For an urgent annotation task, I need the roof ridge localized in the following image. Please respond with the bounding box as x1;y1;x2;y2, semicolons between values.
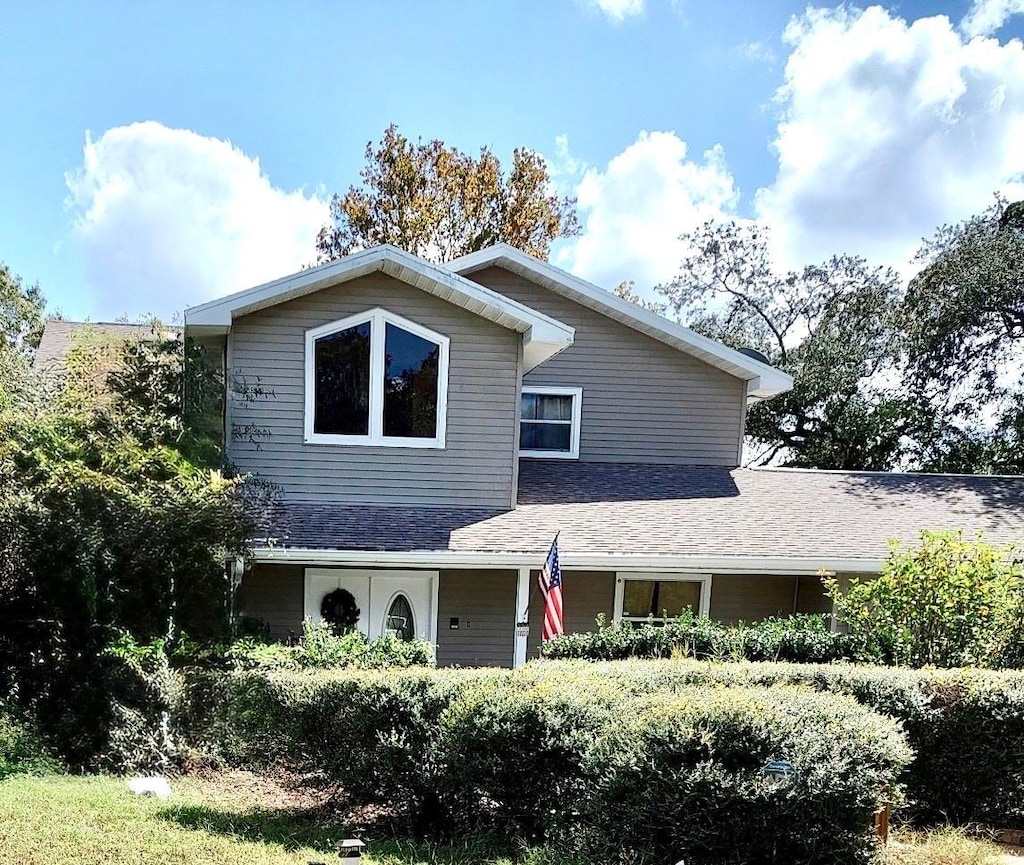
748;466;1024;480
43;319;168;327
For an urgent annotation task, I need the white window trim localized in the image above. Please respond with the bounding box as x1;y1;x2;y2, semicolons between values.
519;385;582;460
613;572;713;621
304;308;449;448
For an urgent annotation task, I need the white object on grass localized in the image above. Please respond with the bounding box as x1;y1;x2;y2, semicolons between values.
127;776;172;798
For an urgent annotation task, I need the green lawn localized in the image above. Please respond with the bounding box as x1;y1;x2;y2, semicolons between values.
0;774;556;865
0;773;1016;865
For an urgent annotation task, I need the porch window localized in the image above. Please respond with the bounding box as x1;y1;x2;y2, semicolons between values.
614;574;711;623
305;308;449;447
519;386;582;459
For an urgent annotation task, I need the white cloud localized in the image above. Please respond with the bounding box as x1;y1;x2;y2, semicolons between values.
755;6;1024;273
961;0;1024;37
584;0;644;22
553;131;739;290
740;40;777;64
65;121;328;318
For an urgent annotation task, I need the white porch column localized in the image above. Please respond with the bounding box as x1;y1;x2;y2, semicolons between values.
513;566;531;668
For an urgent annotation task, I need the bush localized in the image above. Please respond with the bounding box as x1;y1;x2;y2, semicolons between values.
0;701;60;779
180;663;909;863
541;611;862;664
586;686;907;864
100;634;179;775
0;329;249;770
225;620;435;671
435;674;625;840
538;659;1024;828
827;530;1024;668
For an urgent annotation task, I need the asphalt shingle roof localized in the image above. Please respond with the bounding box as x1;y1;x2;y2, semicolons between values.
259;462;1024;562
34;320;180;368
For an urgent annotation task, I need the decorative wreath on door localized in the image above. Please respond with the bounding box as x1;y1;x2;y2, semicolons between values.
320;588;360;632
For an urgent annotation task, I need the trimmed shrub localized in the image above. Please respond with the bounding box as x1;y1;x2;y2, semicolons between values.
0;701;60;779
179;664;909;863
537;659;1024;827
585;686;908;865
541;612;863;664
435;674;626;839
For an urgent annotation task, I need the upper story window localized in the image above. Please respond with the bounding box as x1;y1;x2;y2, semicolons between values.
305;308;449;448
519;386;582;459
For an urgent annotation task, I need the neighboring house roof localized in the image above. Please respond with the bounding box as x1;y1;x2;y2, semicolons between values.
33;320;179;368
184;245;575;371
446;243;793;400
254;463;1024;572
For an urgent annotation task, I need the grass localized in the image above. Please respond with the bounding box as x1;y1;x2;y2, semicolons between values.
0;773;566;865
882;827;1015;865
0;772;1019;865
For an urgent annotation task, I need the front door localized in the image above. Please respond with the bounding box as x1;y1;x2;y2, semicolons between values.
303;568;437;643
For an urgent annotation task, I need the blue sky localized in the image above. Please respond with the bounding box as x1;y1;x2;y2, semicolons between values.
1;0;1022;320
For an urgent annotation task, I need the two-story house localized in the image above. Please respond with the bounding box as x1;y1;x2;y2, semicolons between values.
183;243;1024;667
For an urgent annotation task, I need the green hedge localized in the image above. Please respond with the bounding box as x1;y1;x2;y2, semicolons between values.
588;687;902;864
178;665;909;864
533;659;1024;827
541;612;864;663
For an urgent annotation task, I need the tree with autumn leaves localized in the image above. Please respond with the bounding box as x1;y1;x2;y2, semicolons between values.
316;124;579;264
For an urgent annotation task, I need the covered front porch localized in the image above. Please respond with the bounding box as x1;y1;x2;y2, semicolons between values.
237;557;836;667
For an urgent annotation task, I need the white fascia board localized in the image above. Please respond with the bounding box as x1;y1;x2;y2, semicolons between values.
250;546;882;575
184;245;574;370
446;244;793;399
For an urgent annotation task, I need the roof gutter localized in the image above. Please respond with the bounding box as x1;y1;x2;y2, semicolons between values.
249;546;882;575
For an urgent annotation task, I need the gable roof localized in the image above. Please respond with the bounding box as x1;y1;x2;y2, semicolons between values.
254;463;1024;572
445;243;792;400
34;320;180;368
184;245;575;371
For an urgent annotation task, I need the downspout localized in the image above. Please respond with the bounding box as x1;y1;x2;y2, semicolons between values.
510;337;524;509
736;380;749;466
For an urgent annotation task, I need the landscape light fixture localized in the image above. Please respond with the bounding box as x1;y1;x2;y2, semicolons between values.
337;838;367;862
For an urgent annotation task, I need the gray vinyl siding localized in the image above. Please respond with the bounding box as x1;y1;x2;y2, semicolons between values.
526;571;615;660
228;273;520;508
470;267;746;466
238;563;304;640
436;569;517;667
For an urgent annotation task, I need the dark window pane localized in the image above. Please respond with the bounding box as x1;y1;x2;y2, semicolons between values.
658;581;701;617
521;422;571;451
622;579;655;618
314;323;370;435
383;323;439;439
622;580;700;618
521;392;572;421
535;394;573;421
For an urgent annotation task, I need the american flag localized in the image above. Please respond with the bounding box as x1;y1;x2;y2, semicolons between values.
538;534;563;641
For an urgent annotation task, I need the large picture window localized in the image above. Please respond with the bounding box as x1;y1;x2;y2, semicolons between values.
305;309;449;447
519;386;582;459
614;573;712;623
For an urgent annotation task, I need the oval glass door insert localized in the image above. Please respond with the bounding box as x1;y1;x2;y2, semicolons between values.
384;593;415;641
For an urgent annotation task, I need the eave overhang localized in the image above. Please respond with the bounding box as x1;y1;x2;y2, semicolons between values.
446;243;793;399
184;245;575;371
